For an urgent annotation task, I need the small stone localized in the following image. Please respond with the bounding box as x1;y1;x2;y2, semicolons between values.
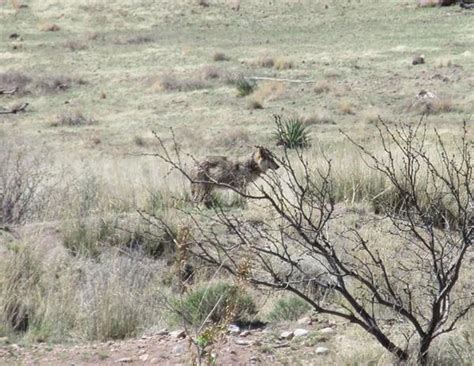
319;327;335;335
170;330;186;339
156;328;169;336
239;330;251;337
116;357;134;363
315;346;330;355
139;354;149;362
228;324;240;335
293;329;309;337
297;316;312;325
172;343;187;355
279;331;294;340
412;55;425;65
234;339;251;346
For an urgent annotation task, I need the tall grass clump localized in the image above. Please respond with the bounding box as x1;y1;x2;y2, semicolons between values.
61;216;176;260
235;77;255;97
273;114;311;149
0;241;169;343
171;282;257;327
267;296;311;322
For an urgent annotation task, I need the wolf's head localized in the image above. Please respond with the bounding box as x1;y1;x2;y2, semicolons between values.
253;146;279;173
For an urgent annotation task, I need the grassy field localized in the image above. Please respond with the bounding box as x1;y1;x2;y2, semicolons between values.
0;0;473;364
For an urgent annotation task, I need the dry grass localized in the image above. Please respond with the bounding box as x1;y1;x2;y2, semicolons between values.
253;81;286;102
338;100;356;115
361;107;384;124
274;57;294;70
0;71;32;95
213;51;230;62
247;98;264;110
151;73;209;92
300;111;335;125
52;110;96;127
113;34;155;45
63;40;88;51
201;65;223;80
313;80;332;94
38;22;60;32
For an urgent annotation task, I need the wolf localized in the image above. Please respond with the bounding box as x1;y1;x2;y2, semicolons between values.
190;146;279;206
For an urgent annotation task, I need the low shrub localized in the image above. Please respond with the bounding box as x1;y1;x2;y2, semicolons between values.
173;282;257;327
267;296;311;322
273;114;311;149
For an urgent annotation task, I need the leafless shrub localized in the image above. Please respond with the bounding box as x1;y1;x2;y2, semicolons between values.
197;0;210;7
201;65;222;80
134;136;146;147
274;57;294;70
247;99;263;110
0;148;49;225
152;73;208;92
35;75;86;94
152;119;473;365
52;110;96;127
217;128;251;149
0;72;84;95
338;99;356;115
63;40;88;51
113;34;155;45
0;71;32;95
300;111;335;125
213;51;230;62
313;80;331;94
39;22;60;32
255;56;275;68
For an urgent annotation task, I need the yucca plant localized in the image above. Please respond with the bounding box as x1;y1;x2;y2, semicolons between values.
273;114;311;149
235;77;255;97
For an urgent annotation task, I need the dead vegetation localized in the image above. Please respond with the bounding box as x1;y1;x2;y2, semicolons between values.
0;71;85;96
51;110;96;127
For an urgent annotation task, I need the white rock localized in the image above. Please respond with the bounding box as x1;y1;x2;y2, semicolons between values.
293;328;309;337
239;330;251;337
139;354;149;362
315;346;330;355
297;316;312;325
156;328;169;336
170;329;186;339
115;357;134;363
172;343;187;355
319;327;335;335
279;331;294;340
234;339;251;346
228;324;240;335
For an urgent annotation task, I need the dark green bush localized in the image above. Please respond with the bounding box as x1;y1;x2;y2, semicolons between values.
173;282;256;327
267;295;311;322
235;77;255;97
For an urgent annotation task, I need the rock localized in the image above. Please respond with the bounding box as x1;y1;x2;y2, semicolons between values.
319;327;336;335
172;343;187;355
297;316;312;325
156;328;169;336
279;331;294;340
116;357;134;363
234;339;252;346
293;329;309;337
239;330;251;337
139;354;149;362
412;55;425;65
315;346;330;355
228;324;240;335
170;329;186;339
0;337;8;343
